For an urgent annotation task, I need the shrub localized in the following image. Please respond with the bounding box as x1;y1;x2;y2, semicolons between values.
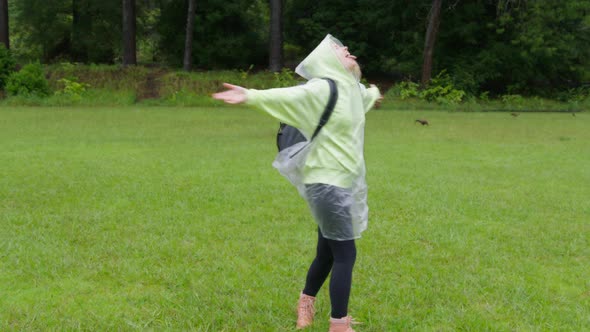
0;44;15;89
386;71;466;105
396;80;421;100
556;86;590;104
54;77;90;102
422;70;466;105
6;62;51;97
501;94;526;110
273;68;298;88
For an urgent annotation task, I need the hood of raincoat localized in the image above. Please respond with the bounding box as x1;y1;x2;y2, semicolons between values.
295;34;358;84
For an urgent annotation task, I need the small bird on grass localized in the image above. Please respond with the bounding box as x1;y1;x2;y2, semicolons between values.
511;112;519;117
415;119;429;126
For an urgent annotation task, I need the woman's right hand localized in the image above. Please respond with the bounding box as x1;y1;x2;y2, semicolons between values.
370;84;383;109
212;83;248;104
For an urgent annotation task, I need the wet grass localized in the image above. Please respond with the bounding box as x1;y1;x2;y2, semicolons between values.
0;107;588;331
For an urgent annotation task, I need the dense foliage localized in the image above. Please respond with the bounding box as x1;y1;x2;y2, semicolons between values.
157;0;267;69
4;0;590;97
0;44;14;88
5;62;50;96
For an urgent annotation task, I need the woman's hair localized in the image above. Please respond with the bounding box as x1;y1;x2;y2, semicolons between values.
350;62;362;81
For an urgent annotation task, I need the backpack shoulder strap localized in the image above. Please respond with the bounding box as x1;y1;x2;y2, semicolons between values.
309;78;338;142
286;78;338;158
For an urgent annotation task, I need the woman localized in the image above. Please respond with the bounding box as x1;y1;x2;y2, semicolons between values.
213;34;381;332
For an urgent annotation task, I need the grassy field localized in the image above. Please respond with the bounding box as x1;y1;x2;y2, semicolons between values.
0;107;588;331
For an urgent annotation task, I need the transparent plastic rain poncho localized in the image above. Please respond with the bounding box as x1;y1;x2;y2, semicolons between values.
273;141;369;240
247;34;380;240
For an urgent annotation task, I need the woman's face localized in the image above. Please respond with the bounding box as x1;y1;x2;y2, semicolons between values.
333;44;358;71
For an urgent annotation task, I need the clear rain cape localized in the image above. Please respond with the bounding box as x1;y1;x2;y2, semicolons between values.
272;140;368;239
271;34;369;239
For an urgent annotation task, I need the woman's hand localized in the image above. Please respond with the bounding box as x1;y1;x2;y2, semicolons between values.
370;84;384;109
212;83;247;104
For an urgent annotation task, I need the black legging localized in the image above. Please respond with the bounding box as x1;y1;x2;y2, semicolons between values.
302;228;357;319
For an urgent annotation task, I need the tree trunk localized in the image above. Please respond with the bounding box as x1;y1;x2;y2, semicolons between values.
421;0;443;86
183;0;196;71
0;0;9;49
144;0;156;10
72;0;88;62
269;0;283;72
122;0;137;66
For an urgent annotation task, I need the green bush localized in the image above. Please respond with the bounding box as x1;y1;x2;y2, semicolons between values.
55;77;90;102
0;44;15;89
422;71;466;105
386;71;466;106
6;62;51;97
394;80;421;100
556;86;590;104
273;68;299;88
501;94;526;110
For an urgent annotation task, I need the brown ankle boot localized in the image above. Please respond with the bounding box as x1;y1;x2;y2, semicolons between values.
296;293;316;329
328;316;359;332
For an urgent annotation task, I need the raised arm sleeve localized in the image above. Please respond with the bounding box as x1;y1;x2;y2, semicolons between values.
359;84;381;113
245;79;329;137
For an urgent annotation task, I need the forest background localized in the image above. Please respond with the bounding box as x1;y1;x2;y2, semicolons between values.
0;0;589;110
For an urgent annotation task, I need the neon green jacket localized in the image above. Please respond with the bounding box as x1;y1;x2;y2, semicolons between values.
246;35;381;188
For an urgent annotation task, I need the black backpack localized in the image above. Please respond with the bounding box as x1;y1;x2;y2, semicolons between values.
276;78;338;152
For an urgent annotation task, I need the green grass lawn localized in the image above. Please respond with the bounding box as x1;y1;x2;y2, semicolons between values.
1;107;588;331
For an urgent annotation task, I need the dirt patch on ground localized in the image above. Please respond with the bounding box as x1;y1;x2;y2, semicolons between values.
136;68;167;100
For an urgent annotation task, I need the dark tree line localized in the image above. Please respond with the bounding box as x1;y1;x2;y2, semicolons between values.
1;0;589;96
0;0;8;49
183;0;196;71
422;0;443;86
122;0;136;66
269;0;283;72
